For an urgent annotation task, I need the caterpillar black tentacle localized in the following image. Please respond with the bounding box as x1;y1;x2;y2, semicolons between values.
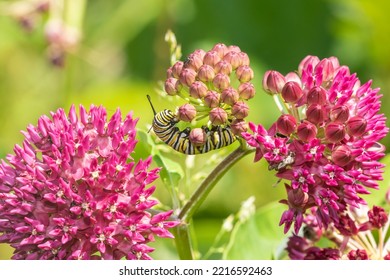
147;95;236;154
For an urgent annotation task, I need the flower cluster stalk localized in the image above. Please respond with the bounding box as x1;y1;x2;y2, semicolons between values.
173;143;254;259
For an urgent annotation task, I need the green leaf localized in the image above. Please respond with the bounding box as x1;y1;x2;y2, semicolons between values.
153;156;184;188
223;202;288;260
137;129;160;159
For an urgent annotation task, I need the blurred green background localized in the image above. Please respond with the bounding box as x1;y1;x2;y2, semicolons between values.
1;0;390;259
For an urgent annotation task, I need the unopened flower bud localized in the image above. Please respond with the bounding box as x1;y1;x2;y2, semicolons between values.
329;105;349;123
276;114;297;136
231;119;248;135
298;55;320;76
325;122;346;143
331;145;353;166
178;104;197;122
238;52;250;66
386;189;390;205
215;60;233;75
45;20;65;44
263;70;286;94
45;20;79;49
203;50;221;66
307;86;327;105
189;128;206;146
195;49;206;58
189;81;208;99
231;101;249;119
348;250;368;260
286;235;310;259
18;16;36;33
281;81;303;103
223;51;241;69
236;65;254;83
184;49;205;71
315;58;335;83
368;206;388;229
221;87;239;105
36;1;50;13
209;107;228;125
47;45;66;67
212;43;228;58
238;82;256;100
204;90;220;108
171;61;184;78
197;64;215;82
285;72;302;85
227;45;241;53
306;104;327;124
346;116;367;137
287;187;309;208
166;67;173;78
213;73;230;91
179;68;197;87
165;77;179;96
297;121;317;142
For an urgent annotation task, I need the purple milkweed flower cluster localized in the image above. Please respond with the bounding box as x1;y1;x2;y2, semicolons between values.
242;55;389;234
164;43;255;140
286;205;390;259
0;105;178;260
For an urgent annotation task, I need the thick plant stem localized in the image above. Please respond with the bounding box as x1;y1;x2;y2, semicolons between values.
173;223;194;260
179;144;254;223
173;144;253;259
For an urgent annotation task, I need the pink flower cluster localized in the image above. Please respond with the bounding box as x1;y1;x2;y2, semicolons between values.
165;43;255;137
0;105;178;259
286;205;390;259
243;55;389;234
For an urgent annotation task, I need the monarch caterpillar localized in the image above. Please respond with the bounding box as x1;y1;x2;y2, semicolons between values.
147;95;237;154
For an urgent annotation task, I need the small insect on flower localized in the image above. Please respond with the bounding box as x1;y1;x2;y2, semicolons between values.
147;95;236;154
268;152;296;171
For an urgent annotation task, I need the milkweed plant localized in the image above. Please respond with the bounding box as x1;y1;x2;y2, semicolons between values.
1;2;390;260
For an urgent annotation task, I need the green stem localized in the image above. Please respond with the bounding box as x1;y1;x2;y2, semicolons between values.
173;143;253;259
173;223;194;260
179;143;254;223
272;94;286;115
64;0;87;30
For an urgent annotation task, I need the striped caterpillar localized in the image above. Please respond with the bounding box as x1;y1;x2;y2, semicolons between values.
147;95;236;154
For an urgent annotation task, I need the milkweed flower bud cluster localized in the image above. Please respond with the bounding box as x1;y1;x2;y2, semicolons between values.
286;204;390;259
0;105;178;259
44;19;81;67
164;43;256;139
242;55;389;234
4;0;49;33
4;0;80;67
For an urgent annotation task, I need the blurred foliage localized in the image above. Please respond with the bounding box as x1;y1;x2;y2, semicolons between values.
223;202;287;260
1;0;390;259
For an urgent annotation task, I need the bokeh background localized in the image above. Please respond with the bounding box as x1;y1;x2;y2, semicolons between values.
1;0;390;259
